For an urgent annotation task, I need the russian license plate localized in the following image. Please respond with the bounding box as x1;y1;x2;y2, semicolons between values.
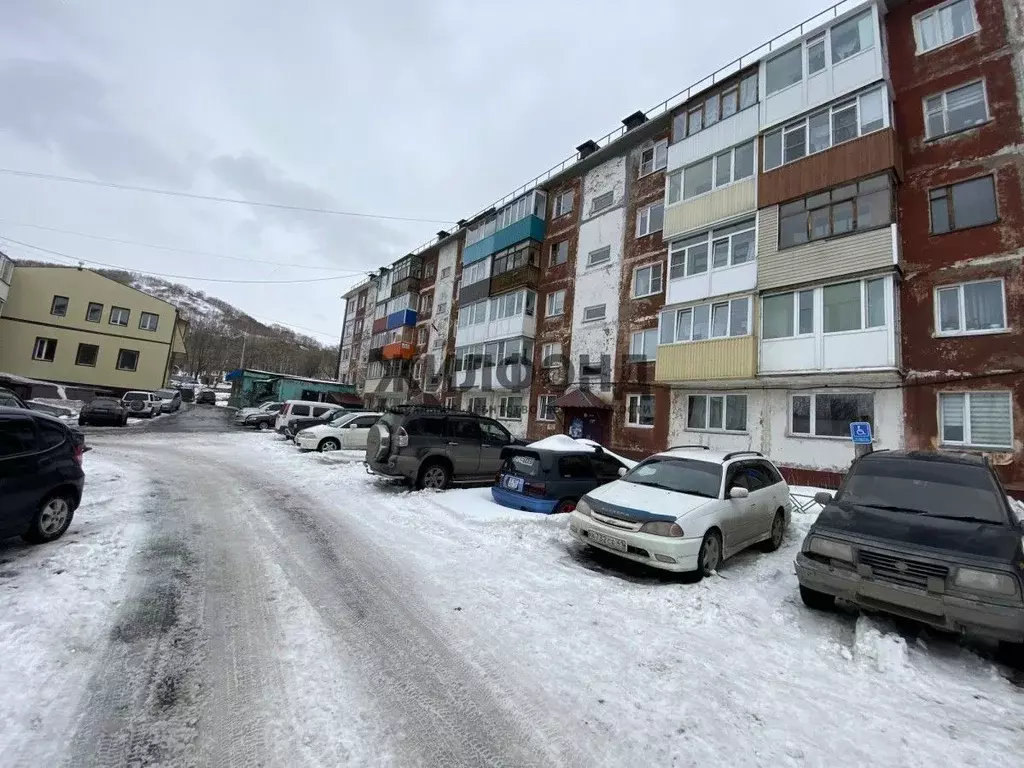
589;530;628;552
501;474;524;493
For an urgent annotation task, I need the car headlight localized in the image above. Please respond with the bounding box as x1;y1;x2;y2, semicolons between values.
296;430;310;439
954;568;1018;596
807;537;854;563
639;521;684;537
575;499;592;517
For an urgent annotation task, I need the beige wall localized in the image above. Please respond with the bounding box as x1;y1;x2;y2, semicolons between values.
757;207;896;291
663;178;756;241
655;335;756;382
0;266;182;391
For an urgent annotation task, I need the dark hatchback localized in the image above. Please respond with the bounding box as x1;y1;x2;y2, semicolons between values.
0;407;85;543
79;397;129;426
283;407;349;439
796;451;1024;645
491;446;629;514
196;389;217;405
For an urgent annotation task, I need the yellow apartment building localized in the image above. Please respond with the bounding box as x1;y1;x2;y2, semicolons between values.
0;265;187;393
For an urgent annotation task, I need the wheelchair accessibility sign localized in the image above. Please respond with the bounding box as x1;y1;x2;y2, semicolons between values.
850;422;873;444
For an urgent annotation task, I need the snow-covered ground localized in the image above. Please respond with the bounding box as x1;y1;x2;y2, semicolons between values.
2;428;1021;767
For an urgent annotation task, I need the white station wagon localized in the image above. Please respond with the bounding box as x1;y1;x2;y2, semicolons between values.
294;411;382;452
569;448;791;577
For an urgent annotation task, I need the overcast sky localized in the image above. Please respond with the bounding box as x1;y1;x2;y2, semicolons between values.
0;0;827;345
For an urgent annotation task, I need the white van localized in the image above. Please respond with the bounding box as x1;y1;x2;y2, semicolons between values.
274;400;337;434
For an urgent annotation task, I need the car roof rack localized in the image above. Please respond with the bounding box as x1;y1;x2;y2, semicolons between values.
722;450;764;460
385;404;476;417
668;444;710;450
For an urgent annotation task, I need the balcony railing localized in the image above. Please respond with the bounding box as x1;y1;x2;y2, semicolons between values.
490;264;540;296
655;336;756;382
382;341;416;360
392;275;421;298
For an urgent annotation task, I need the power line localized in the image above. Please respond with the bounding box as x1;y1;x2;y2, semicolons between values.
0;218;364;272
0;167;456;225
0;235;362;286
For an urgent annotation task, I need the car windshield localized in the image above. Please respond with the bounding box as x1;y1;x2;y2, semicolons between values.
841;458;1009;524
620;457;722;498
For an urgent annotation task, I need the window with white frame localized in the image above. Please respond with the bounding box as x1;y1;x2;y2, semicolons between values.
762;289;815;339
807;32;826;76
550;240;569;266
629;329;658;362
444;396;456;409
32;337;57;362
342;347;351;362
545;290;565;318
626;394;655;427
587;246;612;268
779;174;892;248
139;311;159;331
437;301;448;316
591;191;614;214
823;277;887;333
791;392;873;437
463;259;489;286
763;87;886;171
457;300;488;328
672;73;758;141
489;289;536;321
935;279;1006;335
766;46;803;96
669;141;754;204
830;11;874;64
537;394;557;422
633;263;664;298
929;175;998;234
109;306;130;326
767;10;875;96
659;297;750;344
636;202;664;237
914;0;977;54
687;394;748;432
583;304;607;323
441;266;452;279
413;359;424;380
639;140;668;177
939;391;1012;448
432;337;443;350
541;342;562;368
419;292;433;312
925;81;988;139
417;327;428;345
553;189;574;219
499;396;524;420
668;218;755;279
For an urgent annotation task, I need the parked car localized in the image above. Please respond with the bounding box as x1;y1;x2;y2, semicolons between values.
0;407;85;543
235;401;284;430
282;407;350;439
79;397;129;426
196;389;217;405
154;388;182;413
296;411;382;452
27;401;75;418
121;391;162;418
178;386;195;403
274;400;337;436
569;448;791;578
795;450;1024;646
491;436;631;514
0;387;28;409
365;405;524;490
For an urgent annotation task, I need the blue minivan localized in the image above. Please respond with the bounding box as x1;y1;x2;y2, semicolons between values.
491;441;630;514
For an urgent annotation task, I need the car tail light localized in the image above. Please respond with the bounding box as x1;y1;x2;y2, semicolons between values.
72;444;84;466
282;404;291;415
523;481;546;497
396;426;409;448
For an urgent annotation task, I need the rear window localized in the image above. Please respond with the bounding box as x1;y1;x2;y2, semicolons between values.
842;458;1008;524
156;389;177;397
0;417;36;456
292;405;310;417
502;452;541;477
622;457;722;499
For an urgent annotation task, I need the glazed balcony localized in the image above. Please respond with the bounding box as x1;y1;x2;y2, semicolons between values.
490;263;540;296
655;336;756;383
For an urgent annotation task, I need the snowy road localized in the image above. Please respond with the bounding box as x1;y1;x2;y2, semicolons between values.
1;406;1022;767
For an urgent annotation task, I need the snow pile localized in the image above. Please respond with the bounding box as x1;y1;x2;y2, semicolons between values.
527;435;638;468
1008;496;1024;525
853;617;911;676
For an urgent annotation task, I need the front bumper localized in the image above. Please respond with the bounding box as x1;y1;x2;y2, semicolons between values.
491;486;558;514
568;511;701;573
295;435;320;450
795;553;1024;643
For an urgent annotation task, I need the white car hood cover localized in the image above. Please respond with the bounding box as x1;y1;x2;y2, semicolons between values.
587;480;713;523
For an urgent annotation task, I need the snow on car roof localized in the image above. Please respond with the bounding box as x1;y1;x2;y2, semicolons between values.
526;435;638;468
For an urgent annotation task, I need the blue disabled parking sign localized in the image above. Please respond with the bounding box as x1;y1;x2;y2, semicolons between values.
850;422;873;444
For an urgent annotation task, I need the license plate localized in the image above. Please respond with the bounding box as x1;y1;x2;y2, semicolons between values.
589;530;628;552
500;474;524;493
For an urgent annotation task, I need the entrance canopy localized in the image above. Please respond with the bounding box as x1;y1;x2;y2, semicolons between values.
553;389;612;410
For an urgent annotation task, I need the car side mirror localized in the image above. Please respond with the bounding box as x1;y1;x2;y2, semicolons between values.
729;486;749;500
617;467;627;477
814;491;834;505
349;423;358;429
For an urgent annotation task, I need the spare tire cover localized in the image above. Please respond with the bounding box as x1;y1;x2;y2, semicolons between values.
369;423;390;462
129;399;146;412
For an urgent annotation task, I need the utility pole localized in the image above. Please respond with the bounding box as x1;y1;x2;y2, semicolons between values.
239;332;247;369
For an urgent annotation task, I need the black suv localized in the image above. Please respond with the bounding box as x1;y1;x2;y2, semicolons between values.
365;406;523;489
796;450;1024;646
0;407;85;543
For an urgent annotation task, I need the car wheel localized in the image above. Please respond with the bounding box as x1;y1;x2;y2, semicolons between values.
121;415;129;426
318;438;341;453
256;421;270;431
696;529;722;579
23;493;75;544
799;585;836;611
417;462;450;491
760;509;786;552
553;498;577;514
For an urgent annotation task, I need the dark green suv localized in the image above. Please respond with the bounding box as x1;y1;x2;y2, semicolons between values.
365;405;523;490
